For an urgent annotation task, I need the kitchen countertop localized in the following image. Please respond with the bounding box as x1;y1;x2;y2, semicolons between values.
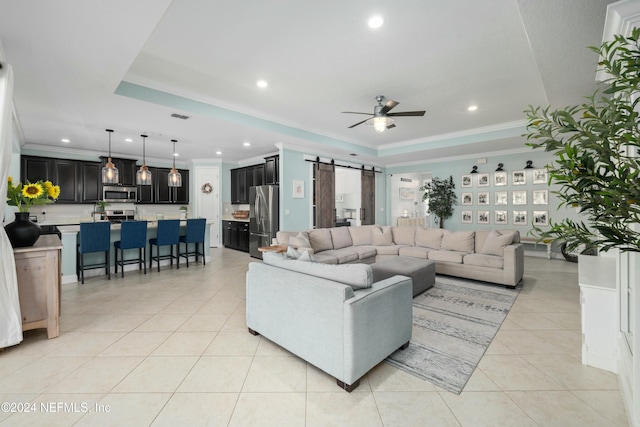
222;216;249;222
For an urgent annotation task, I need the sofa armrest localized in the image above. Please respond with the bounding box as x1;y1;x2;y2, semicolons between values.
342;276;413;384
503;243;524;286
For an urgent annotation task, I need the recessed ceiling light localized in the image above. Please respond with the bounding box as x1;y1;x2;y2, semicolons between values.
468;105;478;111
124;138;133;143
256;80;268;88
243;142;251;147
61;138;70;143
216;151;222;155
368;15;384;29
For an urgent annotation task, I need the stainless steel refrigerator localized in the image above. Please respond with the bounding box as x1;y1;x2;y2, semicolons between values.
249;185;279;258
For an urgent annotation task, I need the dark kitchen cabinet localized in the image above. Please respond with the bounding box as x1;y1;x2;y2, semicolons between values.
222;220;249;252
264;155;279;185
21;156;51;183
52;159;79;203
230;167;248;204
155;167;189;204
80;161;101;203
254;164;265;187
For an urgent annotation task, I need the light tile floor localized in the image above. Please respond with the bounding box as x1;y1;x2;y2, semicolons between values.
0;249;630;426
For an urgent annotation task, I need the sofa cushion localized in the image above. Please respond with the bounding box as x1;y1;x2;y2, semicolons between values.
312;253;339;264
463;253;504;269
392;226;416;245
318;249;359;264
372;226;393;245
262;252;372;289
441;230;475;253
415;228;443;249
351;245;377;261
330;227;353;250
398;246;431;259
480;230;517;256
428;250;465;263
374;245;404;255
308;228;333;252
348;225;376;246
276;230;298;245
288;232;311;249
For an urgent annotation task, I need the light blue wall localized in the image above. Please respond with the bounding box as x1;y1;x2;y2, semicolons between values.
220;162;234;203
280;148;312;231
386;149;583;238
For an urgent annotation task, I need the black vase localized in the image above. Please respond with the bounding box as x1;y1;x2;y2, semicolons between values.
5;212;41;248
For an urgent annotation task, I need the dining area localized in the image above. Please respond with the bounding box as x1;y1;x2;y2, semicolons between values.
59;218;213;285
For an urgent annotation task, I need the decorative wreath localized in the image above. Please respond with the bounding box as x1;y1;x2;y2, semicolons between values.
201;183;213;194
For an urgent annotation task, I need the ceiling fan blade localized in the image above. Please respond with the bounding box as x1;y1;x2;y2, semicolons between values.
386;124;396;130
348;118;371;128
342;111;373;115
387;110;426;117
379;99;399;115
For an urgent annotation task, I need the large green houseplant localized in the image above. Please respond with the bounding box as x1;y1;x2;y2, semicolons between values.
525;29;640;253
420;175;457;229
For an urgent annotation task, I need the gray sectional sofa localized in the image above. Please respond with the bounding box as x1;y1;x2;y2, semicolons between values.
275;225;524;287
246;252;413;392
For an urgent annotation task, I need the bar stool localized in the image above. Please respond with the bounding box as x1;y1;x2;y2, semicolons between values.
77;221;111;284
179;218;206;267
149;219;180;272
114;220;148;277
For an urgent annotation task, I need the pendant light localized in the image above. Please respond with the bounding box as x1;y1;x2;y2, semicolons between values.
101;129;119;184
136;134;152;186
168;139;182;187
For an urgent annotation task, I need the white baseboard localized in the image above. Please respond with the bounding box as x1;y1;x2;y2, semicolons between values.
582;344;618;373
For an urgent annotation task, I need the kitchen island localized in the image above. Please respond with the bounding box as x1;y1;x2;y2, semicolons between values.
57;219;213;284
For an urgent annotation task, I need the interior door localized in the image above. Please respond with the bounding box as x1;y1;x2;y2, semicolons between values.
361;169;375;225
314;163;335;228
195;166;219;247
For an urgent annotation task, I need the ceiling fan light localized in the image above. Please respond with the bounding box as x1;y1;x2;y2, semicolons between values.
368;116;394;133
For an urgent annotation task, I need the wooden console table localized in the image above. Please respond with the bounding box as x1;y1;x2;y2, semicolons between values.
13;234;62;339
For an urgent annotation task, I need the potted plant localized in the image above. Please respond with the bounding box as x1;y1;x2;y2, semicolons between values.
95;200;110;212
420;175;457;229
524;28;640;254
179;205;188;219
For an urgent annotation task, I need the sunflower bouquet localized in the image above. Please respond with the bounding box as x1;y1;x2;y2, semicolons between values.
6;177;60;212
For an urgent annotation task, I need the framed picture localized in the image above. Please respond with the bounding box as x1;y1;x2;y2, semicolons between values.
513;210;528;225
493;171;507;186
494;210;508;225
533;210;549;226
477;210;490;224
477;173;490;187
292;180;304;199
494;191;508;205
399;187;415;201
461;174;473;188
461;192;473;205
533;189;548;205
512;190;527;205
512;170;526;185
477;192;490;205
533;169;548;184
461;210;473;224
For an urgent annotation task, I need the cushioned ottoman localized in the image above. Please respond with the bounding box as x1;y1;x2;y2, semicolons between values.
371;256;435;297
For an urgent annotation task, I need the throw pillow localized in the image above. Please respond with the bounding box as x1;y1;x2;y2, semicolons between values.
298;250;317;262
308;228;333;252
441;230;475;253
288;232;311;249
372;226;393;245
286;246;302;259
481;230;516;256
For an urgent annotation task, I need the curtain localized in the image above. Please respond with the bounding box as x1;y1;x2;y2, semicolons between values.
0;63;22;348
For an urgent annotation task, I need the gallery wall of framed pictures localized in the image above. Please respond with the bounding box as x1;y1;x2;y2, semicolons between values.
459;168;549;227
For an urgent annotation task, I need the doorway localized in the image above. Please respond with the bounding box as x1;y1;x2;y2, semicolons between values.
195;166;220;247
335;168;361;226
390;172;432;227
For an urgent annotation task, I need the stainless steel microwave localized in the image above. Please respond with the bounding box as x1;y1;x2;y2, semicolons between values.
102;186;137;202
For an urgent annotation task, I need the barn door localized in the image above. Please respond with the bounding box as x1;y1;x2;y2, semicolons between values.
361;169;375;225
314;163;335;228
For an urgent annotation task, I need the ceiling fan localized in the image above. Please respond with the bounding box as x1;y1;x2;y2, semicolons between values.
343;95;426;133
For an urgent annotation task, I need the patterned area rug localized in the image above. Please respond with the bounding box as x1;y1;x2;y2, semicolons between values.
386;276;521;394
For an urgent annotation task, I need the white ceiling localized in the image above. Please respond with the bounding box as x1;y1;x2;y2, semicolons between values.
0;0;613;167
